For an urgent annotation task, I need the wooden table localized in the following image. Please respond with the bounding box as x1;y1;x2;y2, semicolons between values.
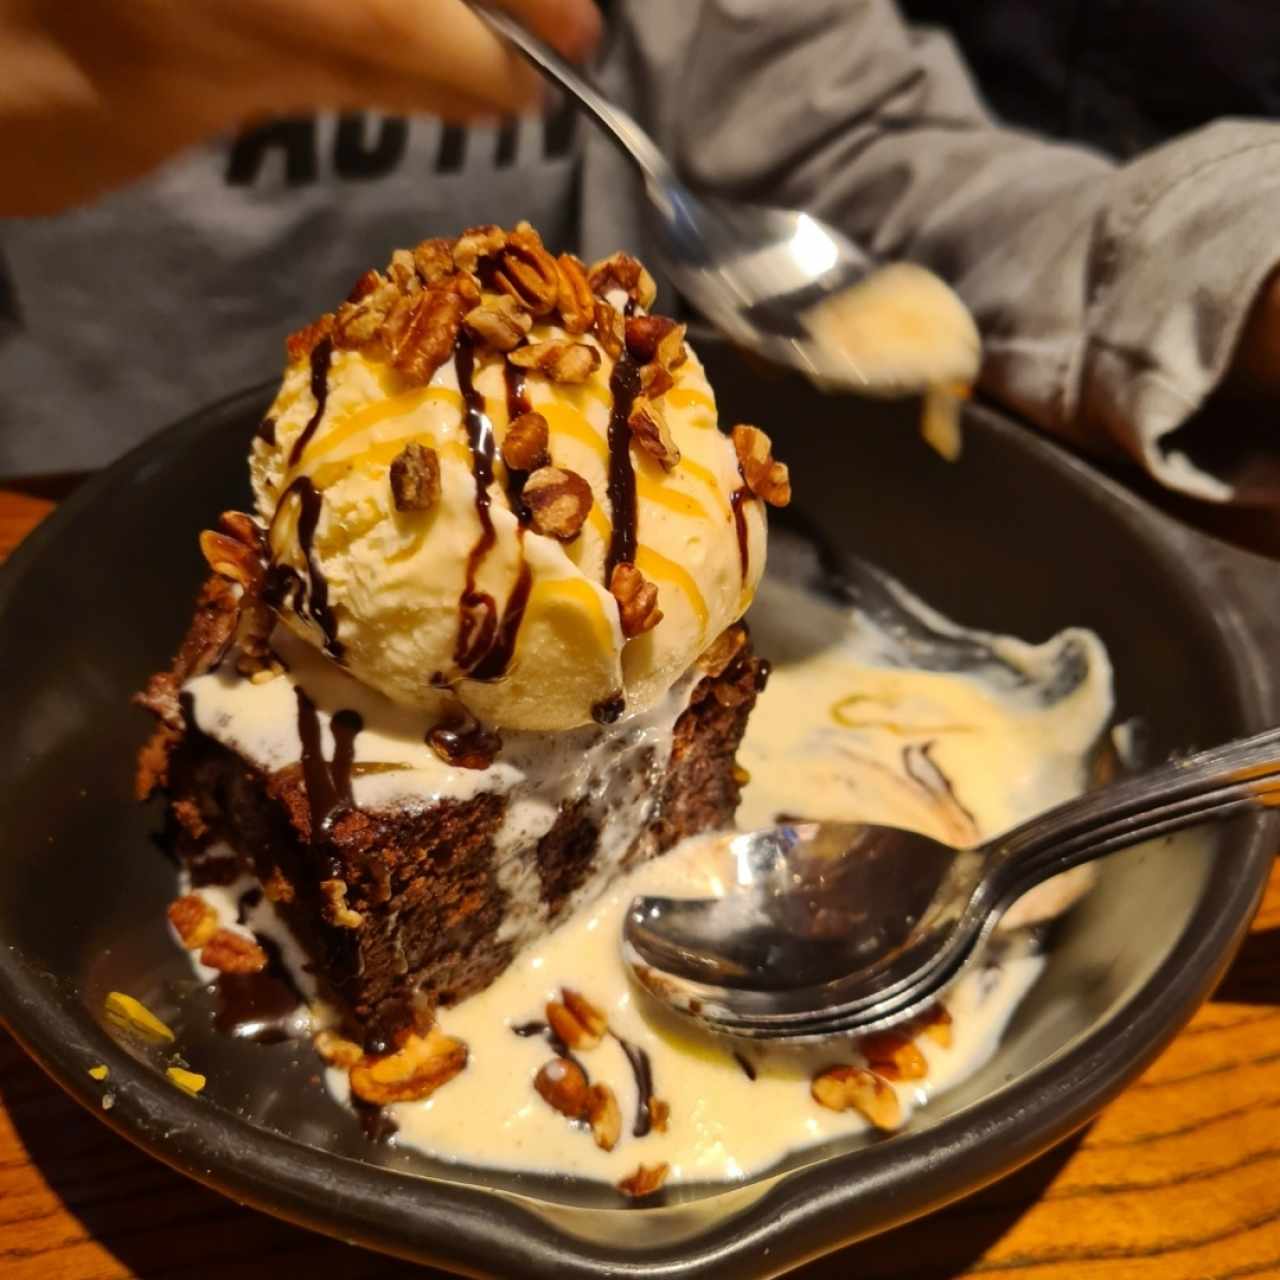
2;491;1278;1280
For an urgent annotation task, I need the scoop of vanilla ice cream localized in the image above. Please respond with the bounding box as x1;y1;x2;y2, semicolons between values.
252;317;765;732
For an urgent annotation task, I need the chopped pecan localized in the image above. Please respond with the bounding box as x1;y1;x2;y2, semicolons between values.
617;1163;669;1199
347;269;382;302
509;339;601;384
388;248;423;294
389;441;442;512
167;894;218;949
860;1032;928;1082
625;315;682;364
588;251;657;310
534;1057;590;1119
349;1027;468;1105
610;562;663;638
588;1083;622;1151
627;395;680;470
524;466;593;541
732;762;751;786
412;237;457;285
592;299;626;359
286;314;334;362
464;295;533;352
314;1029;364;1069
639;362;675;398
199;526;263;593
556;253;595;334
731;424;791;507
649;1097;671;1133
697;625;747;677
811;1065;902;1130
383;288;466;385
333;272;399;348
915;1004;953;1049
495;222;559;316
217;509;267;555
441;269;482;306
199;929;268;975
261;866;294;903
321;878;365;929
546;988;608;1050
452;224;507;273
500;410;550;472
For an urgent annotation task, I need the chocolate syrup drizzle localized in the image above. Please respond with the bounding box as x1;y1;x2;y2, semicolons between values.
294;688;362;836
470;556;533;682
215;934;306;1044
730;485;752;583
287;337;335;467
732;1051;757;1082
604;354;642;578
612;1032;656;1137
591;692;626;725
256;416;277;445
264;476;343;658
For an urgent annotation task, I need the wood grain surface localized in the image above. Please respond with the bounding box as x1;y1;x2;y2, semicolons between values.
1;489;1278;1280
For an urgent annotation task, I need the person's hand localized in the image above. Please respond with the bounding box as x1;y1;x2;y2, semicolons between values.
0;0;601;215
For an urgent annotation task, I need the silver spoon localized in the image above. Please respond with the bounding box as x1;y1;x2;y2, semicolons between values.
473;6;885;390
623;726;1280;1042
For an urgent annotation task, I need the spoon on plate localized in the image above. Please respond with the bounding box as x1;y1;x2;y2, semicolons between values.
473;6;979;399
623;726;1280;1042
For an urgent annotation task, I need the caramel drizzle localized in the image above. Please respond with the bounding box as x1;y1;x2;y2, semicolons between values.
287;338;335;467
604;354;642;579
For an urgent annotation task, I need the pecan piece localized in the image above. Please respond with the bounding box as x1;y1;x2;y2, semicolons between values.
387;248;423;294
464;295;532;352
389;441;441;512
334;271;399;348
452;224;506;273
199;928;268;975
617;1163;670;1199
383;288;466;385
860;1032;928;1082
495;222;560;316
412;237;457;285
199;524;263;592
627;395;680;470
592;299;626;359
349;1027;468;1105
534;1057;590;1119
731;424;792;507
610;562;662;638
811;1065;902;1130
649;1096;671;1133
556;253;595;334
697;624;747;677
639;362;675;399
588;1083;622;1151
320;878;365;929
286;314;334;362
500;410;550;472
625;315;683;364
509;339;601;384
167;894;218;950
524;466;593;541
314;1029;364;1069
588;251;657;310
546;988;608;1050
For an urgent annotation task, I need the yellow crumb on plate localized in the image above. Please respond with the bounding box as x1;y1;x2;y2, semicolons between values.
166;1066;206;1095
87;1064;109;1081
104;991;175;1043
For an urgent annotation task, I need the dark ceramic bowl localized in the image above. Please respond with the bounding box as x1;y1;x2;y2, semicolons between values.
0;342;1275;1278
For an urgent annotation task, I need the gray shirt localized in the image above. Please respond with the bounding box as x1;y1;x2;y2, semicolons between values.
4;0;1279;502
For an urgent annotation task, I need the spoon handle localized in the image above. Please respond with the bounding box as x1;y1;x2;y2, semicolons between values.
471;6;673;186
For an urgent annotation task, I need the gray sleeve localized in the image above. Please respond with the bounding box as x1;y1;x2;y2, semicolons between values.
598;0;1280;502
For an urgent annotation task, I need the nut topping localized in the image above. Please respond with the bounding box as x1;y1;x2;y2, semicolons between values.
649;1097;671;1133
546;988;608;1050
389;441;442;512
587;1082;622;1151
412;237;458;285
199;928;269;975
314;1029;364;1069
167;894;218;949
199;528;263;593
624;315;683;365
627;395;681;470
320;878;365;929
349;1027;468;1105
452;224;506;273
556;253;595;334
523;466;593;541
534;1056;590;1119
286;314;334;362
509;339;602;384
617;1163;670;1199
588;251;657;310
383;288;466;385
639;362;675;398
388;248;423;294
500;410;550;472
731;424;792;507
592;299;626;359
859;1032;928;1082
333;271;399;348
464;295;532;352
495;222;560;316
811;1065;902;1130
610;563;663;638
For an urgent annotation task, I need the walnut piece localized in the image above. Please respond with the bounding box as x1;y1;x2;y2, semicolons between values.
546;988;608;1050
534;1057;590;1119
452;224;506;273
588;252;657;310
697;625;747;677
860;1032;928;1082
320;878;365;929
463;296;532;352
383;288;466;386
627;395;680;470
523;466;593;541
617;1162;670;1199
500;410;550;472
556;253;595;334
592;299;626;359
314;1029;364;1069
389;441;441;512
349;1027;468;1105
495;222;560;316
509;339;601;384
610;562;663;638
199;929;268;975
731;424;792;507
811;1065;902;1130
167;894;218;950
588;1082;622;1151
